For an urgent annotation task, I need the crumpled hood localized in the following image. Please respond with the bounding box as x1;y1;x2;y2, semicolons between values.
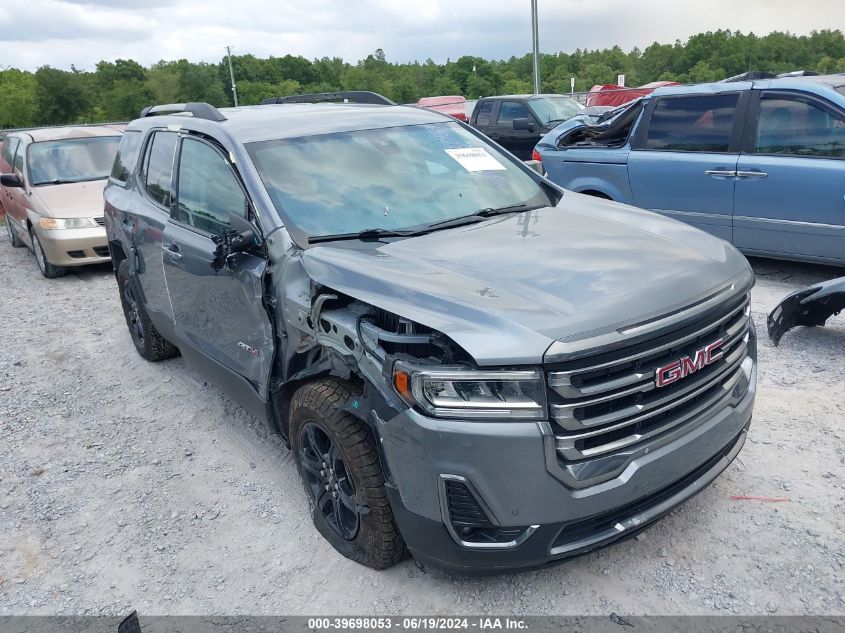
31;180;107;219
303;193;752;365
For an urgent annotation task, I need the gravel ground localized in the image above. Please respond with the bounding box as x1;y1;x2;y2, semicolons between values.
0;226;843;616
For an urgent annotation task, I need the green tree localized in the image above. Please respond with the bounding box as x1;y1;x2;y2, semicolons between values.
34;66;91;125
95;59;152;119
0;69;38;128
146;63;181;105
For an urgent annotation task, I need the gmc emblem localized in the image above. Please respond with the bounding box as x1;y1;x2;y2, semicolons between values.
655;339;724;388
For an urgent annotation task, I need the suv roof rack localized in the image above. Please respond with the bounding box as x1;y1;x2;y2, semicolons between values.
260;91;395;106
140;102;227;122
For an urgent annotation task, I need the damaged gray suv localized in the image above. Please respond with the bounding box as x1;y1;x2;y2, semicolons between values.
104;93;757;573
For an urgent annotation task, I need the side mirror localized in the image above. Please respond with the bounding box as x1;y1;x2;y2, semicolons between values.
211;212;261;271
228;212;260;249
0;173;23;188
513;117;535;132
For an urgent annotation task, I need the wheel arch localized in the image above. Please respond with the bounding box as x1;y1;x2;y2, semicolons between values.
578;189;614;200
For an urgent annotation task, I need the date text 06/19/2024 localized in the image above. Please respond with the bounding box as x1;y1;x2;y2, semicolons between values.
307;617;529;630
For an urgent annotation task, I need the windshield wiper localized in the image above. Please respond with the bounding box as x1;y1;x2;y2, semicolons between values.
426;204;536;229
308;227;423;244
34;179;78;186
309;204;538;244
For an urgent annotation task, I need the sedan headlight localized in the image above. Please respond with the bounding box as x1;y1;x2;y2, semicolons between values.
39;217;100;230
392;363;546;420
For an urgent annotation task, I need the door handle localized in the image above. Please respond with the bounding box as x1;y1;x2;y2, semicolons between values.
161;243;182;261
736;171;768;178
704;170;737;177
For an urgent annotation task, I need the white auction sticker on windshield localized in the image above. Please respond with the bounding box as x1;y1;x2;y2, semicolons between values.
445;147;506;172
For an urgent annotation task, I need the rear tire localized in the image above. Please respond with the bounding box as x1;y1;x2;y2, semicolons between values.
290;378;407;569
117;260;179;362
29;228;66;278
5;217;23;248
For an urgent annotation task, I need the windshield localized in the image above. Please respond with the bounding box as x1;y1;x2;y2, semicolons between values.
248;122;553;239
528;97;583;125
27;137;120;186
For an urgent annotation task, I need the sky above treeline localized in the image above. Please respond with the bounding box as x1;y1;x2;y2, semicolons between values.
1;0;843;71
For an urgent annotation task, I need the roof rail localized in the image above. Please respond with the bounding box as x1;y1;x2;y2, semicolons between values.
776;70;820;78
139;102;227;122
260;91;395;106
720;71;776;83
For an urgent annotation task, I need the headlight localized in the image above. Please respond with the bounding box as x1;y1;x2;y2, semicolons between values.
393;363;546;420
39;217;100;230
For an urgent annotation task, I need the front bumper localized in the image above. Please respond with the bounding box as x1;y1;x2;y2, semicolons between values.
378;363;756;574
35;225;110;266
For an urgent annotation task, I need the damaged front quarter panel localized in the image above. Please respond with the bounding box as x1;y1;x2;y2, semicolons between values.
767;276;845;346
268;240;471;449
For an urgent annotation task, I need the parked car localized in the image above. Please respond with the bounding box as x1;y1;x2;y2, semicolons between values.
536;75;845;266
1;126;121;277
417;95;468;122
469;94;583;160
105;96;756;573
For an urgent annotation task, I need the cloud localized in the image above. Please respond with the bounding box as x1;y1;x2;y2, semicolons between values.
0;0;151;45
0;0;842;71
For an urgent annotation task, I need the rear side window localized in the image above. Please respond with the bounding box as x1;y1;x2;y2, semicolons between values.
496;101;530;126
645;94;739;152
174;137;247;237
755;95;845;158
141;131;178;208
110;131;143;186
475;101;494;126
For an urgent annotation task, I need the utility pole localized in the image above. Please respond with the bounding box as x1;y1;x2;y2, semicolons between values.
530;0;541;94
226;45;239;107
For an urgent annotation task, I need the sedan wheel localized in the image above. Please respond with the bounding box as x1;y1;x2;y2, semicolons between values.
29;228;65;278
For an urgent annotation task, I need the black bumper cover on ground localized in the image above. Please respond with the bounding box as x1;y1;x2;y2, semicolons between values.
767;276;845;346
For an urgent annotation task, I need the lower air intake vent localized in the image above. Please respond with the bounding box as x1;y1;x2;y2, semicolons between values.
442;477;528;546
445;479;493;530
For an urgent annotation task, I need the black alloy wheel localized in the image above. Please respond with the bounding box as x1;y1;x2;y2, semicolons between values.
123;277;145;348
298;421;360;540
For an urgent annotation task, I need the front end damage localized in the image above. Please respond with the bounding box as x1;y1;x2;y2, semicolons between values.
767;276;845;346
548;99;643;149
266;251;474;447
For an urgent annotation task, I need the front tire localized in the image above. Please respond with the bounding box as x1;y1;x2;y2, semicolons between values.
290;379;407;569
117;260;178;362
5;217;23;248
29;228;65;278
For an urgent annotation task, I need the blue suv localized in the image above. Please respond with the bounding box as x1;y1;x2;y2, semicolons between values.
536;74;845;266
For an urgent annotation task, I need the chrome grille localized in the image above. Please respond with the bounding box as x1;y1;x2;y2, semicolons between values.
94;217;106;227
546;295;751;461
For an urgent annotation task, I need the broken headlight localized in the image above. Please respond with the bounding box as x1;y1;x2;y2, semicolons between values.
392;363;546;420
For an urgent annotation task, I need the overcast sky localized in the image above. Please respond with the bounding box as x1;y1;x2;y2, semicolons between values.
1;0;843;71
